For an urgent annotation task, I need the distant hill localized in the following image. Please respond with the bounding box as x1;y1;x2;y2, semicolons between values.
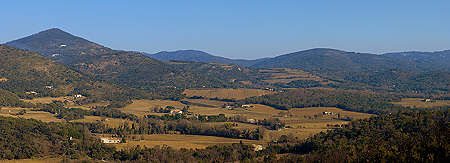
0;45;127;101
250;48;450;72
4;28;256;99
339;69;450;95
250;48;408;71
5;28;113;64
146;50;267;67
382;50;450;71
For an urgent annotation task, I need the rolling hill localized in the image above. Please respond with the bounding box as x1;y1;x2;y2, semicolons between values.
146;50;267;67
0;45;130;103
5;28;113;64
382;50;450;71
250;48;415;72
4;28;257;99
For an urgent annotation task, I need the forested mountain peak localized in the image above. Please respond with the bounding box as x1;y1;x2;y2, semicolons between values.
250;48;409;72
5;28;112;64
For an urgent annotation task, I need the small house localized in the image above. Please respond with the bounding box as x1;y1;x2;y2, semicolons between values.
252;144;264;151
100;137;121;144
26;91;38;95
247;119;256;124
170;109;183;114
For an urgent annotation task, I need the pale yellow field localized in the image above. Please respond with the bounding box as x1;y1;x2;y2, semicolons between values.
182;98;231;107
391;98;450;108
18;111;63;123
21;96;72;104
259;68;334;85
71;116;134;128
0;158;63;163
0;107;63;123
183;88;274;100
189;104;373;141
120;99;187;117
115;134;260;150
188;104;283;120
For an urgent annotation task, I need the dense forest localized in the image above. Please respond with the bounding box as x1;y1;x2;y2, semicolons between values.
242;88;404;114
271;110;449;162
1;28;449;162
1;110;447;162
0;88;33;107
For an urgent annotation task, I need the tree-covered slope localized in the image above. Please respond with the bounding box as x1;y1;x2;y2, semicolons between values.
251;48;413;72
5;28;112;64
251;48;450;72
146;50;266;67
383;50;450;71
0;45;90;97
290;110;449;162
339;69;450;95
0;45;130;103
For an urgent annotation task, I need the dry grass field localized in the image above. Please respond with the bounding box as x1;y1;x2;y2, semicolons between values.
188;103;373;141
0;158;64;163
259;68;334;85
71;116;134;128
119;99;187;117
0;107;63;123
115;134;260;150
21;96;72;104
183;88;274;100
391;98;450;108
182;98;231;107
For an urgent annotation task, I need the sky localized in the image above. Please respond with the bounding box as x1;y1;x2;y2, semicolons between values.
1;0;449;59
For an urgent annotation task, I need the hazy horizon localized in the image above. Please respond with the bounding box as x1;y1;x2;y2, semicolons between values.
1;0;449;59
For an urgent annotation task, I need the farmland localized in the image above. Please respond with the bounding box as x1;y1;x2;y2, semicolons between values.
119;99;186;117
0;107;63;123
391;98;450;108
183;88;274;100
70;116;134;128
114;134;260;150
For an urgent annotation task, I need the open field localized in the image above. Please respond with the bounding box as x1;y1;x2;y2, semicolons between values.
188;104;284;120
183;88;274;100
0;107;63;123
182;98;231;107
188;103;373;141
258;68;334;85
0;158;64;163
391;98;450;108
21;96;72;104
71;116;134;128
119;99;186;117
114;134;260;150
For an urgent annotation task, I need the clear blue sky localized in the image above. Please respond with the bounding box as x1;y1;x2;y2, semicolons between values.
1;0;449;59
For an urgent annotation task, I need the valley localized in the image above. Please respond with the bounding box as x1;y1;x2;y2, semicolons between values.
0;28;448;162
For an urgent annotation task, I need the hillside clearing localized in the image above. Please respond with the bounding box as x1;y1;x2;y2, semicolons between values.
183;88;274;100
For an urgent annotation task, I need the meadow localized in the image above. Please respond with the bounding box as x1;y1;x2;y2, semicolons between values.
114;134;260;150
391;98;450;108
183;88;274;100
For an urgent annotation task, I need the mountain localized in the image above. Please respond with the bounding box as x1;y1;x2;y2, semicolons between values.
250;48;450;72
145;50;268;67
250;48;412;71
5;28;113;64
147;50;231;63
0;45;127;101
382;50;450;71
4;28;256;99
